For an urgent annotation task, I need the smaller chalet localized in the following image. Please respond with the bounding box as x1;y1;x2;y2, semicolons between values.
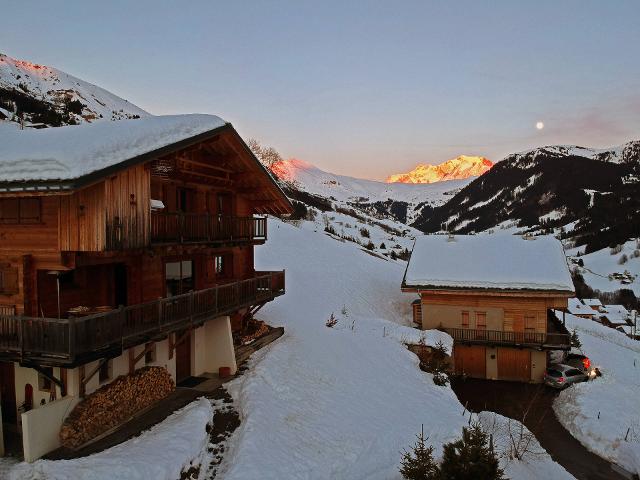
402;234;574;383
567;298;596;319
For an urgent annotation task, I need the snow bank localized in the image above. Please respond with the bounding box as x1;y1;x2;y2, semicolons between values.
8;397;213;480
553;313;640;474
404;234;575;292
0;114;226;182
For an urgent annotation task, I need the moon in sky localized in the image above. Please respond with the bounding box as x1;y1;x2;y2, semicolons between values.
536;121;545;130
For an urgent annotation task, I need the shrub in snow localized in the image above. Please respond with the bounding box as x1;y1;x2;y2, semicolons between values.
325;313;338;328
324;224;337;235
390;250;398;260
380;242;386;249
399;426;440;480
619;254;628;265
359;227;370;238
364;241;375;250
610;244;623;255
577;258;584;267
439;423;504;480
634;249;640;258
420;341;450;387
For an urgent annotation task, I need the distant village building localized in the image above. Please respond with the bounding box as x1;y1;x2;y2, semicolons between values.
567;298;597;319
0;115;292;460
402;234;573;383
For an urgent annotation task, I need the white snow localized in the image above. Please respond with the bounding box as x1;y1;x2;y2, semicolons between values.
553;312;640;474
404;234;575;292
8;397;214;480
0;114;226;182
0;53;149;123
217;218;571;479
567;298;597;316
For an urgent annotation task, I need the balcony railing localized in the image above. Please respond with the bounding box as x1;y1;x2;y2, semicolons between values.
0;271;285;366
442;327;571;349
150;213;267;245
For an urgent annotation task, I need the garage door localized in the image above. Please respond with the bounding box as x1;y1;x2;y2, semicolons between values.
454;345;486;378
497;348;531;382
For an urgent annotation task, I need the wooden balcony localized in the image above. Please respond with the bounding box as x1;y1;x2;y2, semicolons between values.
106;214;267;250
443;321;570;350
151;213;266;245
0;271;285;367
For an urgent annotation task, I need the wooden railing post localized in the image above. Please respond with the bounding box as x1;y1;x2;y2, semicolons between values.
68;316;76;363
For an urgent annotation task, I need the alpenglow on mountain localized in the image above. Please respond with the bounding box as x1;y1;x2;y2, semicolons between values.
386;155;493;184
0;53;149;128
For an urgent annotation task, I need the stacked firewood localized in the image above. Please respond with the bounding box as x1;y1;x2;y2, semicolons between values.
60;366;174;449
240;320;270;345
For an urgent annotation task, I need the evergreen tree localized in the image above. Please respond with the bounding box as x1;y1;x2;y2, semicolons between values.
439;424;504;480
570;328;582;349
399;425;440;480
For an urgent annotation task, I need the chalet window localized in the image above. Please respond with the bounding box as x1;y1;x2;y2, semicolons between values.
165;260;194;296
38;367;54;392
0;264;19;295
99;360;112;383
145;342;156;364
214;254;233;279
461;311;470;328
475;312;487;330
0;198;41;224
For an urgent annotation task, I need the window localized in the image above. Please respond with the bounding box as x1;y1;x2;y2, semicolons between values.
38;367;54;392
0;264;19;295
461;311;469;328
213;254;233;279
165;260;194;296
0;198;41;224
99;360;112;383
475;312;487;330
145;342;156;364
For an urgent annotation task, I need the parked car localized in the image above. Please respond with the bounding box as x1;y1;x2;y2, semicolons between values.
565;352;591;372
544;364;589;389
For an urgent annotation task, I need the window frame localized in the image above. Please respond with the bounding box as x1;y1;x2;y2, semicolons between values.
0;198;42;225
461;311;470;329
475;311;487;330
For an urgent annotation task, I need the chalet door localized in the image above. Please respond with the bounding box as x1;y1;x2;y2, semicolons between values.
497;348;531;382
0;361;16;425
454;345;486;378
175;330;191;383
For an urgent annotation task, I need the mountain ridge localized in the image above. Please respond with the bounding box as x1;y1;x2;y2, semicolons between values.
0;53;149;128
386;155;493;184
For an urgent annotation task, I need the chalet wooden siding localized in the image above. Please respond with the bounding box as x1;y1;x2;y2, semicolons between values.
59;182;106;252
105;164;150;250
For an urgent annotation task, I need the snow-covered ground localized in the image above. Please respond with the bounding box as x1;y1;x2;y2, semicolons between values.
8;398;214;480
219;218;572;479
569;239;640;296
554;312;640;474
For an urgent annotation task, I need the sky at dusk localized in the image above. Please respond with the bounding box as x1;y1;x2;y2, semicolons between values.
2;1;639;180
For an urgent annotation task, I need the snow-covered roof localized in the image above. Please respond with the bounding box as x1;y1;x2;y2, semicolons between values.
403;234;575;293
567;298;595;316
0;114;227;184
600;304;630;324
583;298;603;307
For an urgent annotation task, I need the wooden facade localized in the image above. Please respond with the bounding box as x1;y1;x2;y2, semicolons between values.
0;122;292;453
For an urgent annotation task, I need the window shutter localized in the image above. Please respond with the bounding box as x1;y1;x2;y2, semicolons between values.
0;265;19;294
503;311;514;332
536;312;546;333
19;198;41;223
0;199;19;224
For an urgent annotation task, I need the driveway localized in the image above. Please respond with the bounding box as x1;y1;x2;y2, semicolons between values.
450;378;626;480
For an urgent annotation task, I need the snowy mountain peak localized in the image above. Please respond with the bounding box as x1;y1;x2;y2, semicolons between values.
510;140;640;165
0;53;149;128
385;155;493;184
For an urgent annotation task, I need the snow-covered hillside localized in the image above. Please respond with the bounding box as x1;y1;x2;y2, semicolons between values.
554;313;640;475
0;53;149;127
273;158;471;205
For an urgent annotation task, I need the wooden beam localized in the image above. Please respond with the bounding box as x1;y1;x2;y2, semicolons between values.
80;358;108;397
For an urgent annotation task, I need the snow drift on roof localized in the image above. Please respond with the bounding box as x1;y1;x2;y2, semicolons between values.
404;234;574;292
0;114;227;183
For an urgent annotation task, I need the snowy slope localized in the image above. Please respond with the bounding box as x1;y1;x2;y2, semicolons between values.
554;313;640;474
273;158;471;205
0;53;149;126
220;218;572;479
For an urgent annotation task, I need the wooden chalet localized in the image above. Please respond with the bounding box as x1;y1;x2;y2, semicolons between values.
402;234;573;383
0;114;292;460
